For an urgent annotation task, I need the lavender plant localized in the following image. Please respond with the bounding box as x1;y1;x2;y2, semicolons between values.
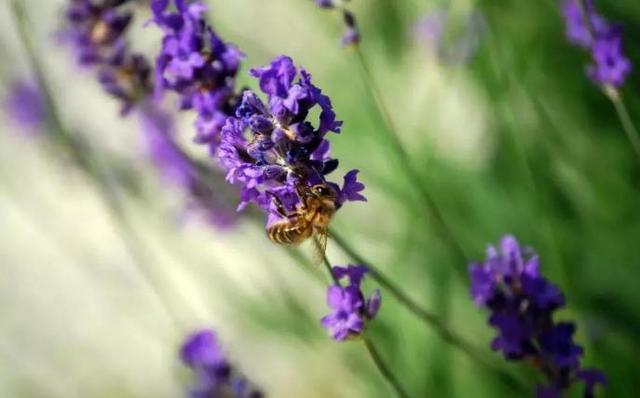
217;55;365;219
6;0;632;397
61;0;238;227
470;235;606;398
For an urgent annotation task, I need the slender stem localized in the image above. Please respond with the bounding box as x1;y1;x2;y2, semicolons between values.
11;0;182;329
363;337;412;398
319;245;412;396
352;46;468;273
605;87;640;163
314;236;339;285
330;229;529;394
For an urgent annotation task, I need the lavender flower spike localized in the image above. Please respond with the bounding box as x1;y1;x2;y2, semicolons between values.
561;0;631;88
469;235;607;397
217;55;365;222
151;0;244;152
181;329;263;398
62;0;153;114
321;265;381;341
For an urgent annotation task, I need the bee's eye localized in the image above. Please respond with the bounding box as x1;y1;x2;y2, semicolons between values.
313;185;326;195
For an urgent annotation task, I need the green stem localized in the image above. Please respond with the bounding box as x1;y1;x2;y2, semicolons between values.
320;247;412;398
352;45;468;273
11;0;182;329
314;236;340;285
606;87;640;163
363;337;412;398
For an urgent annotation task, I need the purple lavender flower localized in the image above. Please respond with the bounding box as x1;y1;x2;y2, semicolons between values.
61;0;237;228
62;0;152;114
217;55;365;220
321;265;380;341
4;80;46;134
137;102;237;227
181;329;263;398
587;27;632;88
63;0;135;66
561;0;632;87
150;0;244;151
469;235;607;397
562;0;608;48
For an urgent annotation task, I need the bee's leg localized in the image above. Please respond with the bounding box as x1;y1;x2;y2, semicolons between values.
295;184;309;210
267;191;294;219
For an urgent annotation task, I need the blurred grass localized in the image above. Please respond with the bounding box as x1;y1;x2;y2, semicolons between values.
1;0;640;397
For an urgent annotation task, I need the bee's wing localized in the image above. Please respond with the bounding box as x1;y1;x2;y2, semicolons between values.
312;228;329;266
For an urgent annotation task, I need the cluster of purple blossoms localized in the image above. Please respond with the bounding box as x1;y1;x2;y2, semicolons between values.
562;0;631;87
217;55;366;221
4;79;46;135
151;0;244;152
313;0;360;46
181;329;263;398
63;0;152;114
62;0;237;227
469;235;606;398
321;265;381;341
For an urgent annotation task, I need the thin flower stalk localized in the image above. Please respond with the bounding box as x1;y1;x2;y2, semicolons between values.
319;257;409;398
363;336;412;398
351;45;468;274
313;1;468;270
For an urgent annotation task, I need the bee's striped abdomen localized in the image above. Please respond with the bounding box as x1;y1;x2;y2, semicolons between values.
267;219;312;245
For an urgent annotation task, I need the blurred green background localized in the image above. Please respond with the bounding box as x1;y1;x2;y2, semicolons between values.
1;0;639;397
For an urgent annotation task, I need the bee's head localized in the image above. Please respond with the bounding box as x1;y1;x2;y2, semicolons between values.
310;184;337;208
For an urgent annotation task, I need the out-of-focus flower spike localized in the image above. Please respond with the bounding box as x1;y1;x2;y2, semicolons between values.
180;329;264;397
561;0;631;88
4;79;46;135
469;235;606;397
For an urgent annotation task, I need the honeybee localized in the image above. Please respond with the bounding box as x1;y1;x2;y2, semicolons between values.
266;183;337;262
